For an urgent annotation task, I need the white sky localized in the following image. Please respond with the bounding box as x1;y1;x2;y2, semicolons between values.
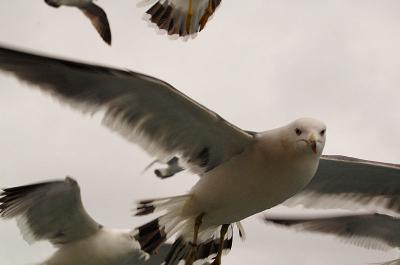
0;1;400;264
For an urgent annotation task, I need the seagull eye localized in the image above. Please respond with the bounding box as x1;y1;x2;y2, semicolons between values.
320;129;326;136
295;128;302;136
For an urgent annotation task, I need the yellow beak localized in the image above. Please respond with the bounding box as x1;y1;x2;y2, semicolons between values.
308;133;317;154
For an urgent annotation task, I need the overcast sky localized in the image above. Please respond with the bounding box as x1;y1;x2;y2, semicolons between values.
0;1;400;264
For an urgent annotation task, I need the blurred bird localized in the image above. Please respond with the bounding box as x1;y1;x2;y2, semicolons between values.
44;0;112;45
0;45;327;265
140;0;221;37
0;177;171;265
264;212;400;265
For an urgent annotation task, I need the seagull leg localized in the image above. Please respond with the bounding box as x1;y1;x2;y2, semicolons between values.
199;0;213;31
211;224;229;265
185;0;193;34
186;213;204;265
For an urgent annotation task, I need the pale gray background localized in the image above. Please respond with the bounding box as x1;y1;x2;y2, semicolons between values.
0;1;400;264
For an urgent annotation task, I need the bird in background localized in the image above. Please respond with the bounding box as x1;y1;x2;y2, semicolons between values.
0;45;327;265
264;212;400;265
44;0;112;45
140;0;222;37
0;177;171;265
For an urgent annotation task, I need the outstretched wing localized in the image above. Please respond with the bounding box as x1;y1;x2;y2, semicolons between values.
0;177;100;246
284;155;400;213
79;3;112;45
142;0;221;37
264;213;400;250
0;45;253;174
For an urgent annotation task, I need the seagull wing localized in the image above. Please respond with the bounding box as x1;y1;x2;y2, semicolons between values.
264;213;400;250
0;177;100;246
0;46;253;174
143;0;221;36
284;155;400;213
79;3;112;45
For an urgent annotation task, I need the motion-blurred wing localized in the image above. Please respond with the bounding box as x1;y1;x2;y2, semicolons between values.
264;213;400;250
142;0;221;36
285;155;400;213
0;46;253;174
80;3;112;45
0;177;100;246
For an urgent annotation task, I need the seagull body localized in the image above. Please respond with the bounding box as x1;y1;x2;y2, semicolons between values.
142;0;221;37
0;45;329;264
183;124;323;226
0;177;172;265
44;0;112;45
45;228;144;265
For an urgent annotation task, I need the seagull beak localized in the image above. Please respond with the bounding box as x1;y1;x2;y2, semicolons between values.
308;133;317;154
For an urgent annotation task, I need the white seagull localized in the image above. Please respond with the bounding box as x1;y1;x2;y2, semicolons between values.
0;177;171;265
44;0;112;45
264;212;400;265
140;0;221;37
0;45;328;265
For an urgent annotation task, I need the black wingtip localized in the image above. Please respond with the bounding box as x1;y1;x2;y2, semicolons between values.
44;0;61;8
135;218;167;254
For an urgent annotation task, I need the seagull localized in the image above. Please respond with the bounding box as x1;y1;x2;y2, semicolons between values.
264;212;400;265
44;0;112;45
140;0;221;37
0;177;171;265
283;155;400;213
0;45;327;265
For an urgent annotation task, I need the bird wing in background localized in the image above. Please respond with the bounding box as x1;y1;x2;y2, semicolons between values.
284;155;400;213
44;0;112;45
264;213;400;250
79;3;112;45
0;45;254;175
0;177;100;246
141;0;221;37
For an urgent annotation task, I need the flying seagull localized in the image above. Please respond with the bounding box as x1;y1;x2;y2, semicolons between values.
140;0;221;37
0;45;327;265
0;177;172;265
264;213;400;265
44;0;112;45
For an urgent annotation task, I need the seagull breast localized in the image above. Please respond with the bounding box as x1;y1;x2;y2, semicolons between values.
185;129;320;227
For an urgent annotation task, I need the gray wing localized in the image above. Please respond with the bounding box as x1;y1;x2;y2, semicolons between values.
264;213;400;250
285;155;400;213
0;46;254;174
79;3;112;45
0;177;100;246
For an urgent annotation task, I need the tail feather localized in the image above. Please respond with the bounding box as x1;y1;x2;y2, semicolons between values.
134;194;234;264
135;218;167;253
164;225;234;265
135;194;189;216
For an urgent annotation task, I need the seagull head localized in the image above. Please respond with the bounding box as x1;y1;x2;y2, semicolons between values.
284;118;326;156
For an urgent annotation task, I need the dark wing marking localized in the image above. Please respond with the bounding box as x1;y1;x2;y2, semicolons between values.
0;177;100;246
265;213;400;250
145;0;222;37
285;155;400;213
80;3;112;45
0;45;254;175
